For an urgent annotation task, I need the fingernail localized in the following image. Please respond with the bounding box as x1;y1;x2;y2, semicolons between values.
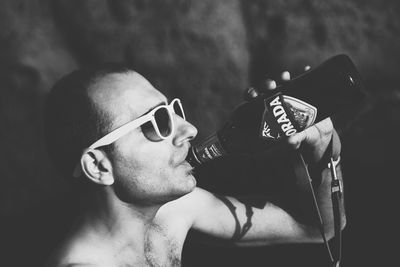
281;71;290;81
244;87;259;100
265;79;277;90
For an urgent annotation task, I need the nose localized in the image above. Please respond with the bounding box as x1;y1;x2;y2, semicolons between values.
173;115;198;146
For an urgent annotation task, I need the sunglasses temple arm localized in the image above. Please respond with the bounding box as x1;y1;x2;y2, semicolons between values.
89;116;150;149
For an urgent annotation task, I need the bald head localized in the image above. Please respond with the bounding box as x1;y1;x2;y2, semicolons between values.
44;64;137;178
87;71;164;132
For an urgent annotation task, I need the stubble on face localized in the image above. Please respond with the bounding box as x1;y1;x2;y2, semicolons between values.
94;71;196;205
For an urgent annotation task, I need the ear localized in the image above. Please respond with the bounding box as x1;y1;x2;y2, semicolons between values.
80;148;114;185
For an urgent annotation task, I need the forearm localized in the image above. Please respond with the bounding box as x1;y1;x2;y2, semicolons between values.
290;124;345;242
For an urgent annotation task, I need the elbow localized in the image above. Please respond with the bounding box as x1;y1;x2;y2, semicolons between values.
324;225;335;241
306;225;334;243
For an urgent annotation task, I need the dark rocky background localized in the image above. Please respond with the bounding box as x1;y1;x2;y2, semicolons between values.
0;0;399;266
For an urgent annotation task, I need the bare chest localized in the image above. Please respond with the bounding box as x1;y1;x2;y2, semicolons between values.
115;225;184;267
143;226;183;267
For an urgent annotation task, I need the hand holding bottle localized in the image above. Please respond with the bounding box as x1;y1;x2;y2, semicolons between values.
258;68;335;164
187;54;365;167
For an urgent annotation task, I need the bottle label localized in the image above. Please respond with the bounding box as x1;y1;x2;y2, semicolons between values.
194;133;226;163
259;94;317;141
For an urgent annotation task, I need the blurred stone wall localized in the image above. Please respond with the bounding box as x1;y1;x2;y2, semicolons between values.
0;0;399;266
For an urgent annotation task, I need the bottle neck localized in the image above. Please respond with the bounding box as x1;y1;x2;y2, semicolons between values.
186;132;227;166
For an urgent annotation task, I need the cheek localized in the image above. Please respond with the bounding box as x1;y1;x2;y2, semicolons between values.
111;158;169;204
111;142;172;185
113;137;171;170
113;151;167;183
110;140;192;200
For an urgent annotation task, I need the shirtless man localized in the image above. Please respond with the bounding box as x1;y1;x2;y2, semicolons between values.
44;65;345;267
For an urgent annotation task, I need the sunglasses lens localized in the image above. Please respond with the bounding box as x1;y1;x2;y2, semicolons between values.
141;108;171;141
173;101;185;119
141;107;172;141
141;100;183;141
141;121;158;141
154;107;172;137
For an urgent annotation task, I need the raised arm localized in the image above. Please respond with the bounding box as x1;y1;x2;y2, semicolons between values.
162;118;345;246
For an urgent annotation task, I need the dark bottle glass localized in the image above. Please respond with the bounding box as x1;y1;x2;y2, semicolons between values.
187;54;366;167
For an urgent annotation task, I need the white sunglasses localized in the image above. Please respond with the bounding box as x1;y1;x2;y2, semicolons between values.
73;98;185;177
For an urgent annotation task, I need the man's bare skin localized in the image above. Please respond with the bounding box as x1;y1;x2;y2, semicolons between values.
44;68;345;267
48;210;185;266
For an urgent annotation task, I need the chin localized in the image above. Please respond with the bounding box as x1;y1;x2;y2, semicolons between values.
179;170;196;188
179;173;197;195
167;182;195;202
170;163;197;192
187;174;197;189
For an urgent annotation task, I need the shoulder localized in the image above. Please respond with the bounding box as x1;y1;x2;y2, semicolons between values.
155;187;221;228
157;187;214;216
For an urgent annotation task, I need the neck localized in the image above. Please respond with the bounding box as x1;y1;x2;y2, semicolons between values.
76;186;162;246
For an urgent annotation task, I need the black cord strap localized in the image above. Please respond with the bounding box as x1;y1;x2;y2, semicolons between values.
329;157;342;267
292;132;343;267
